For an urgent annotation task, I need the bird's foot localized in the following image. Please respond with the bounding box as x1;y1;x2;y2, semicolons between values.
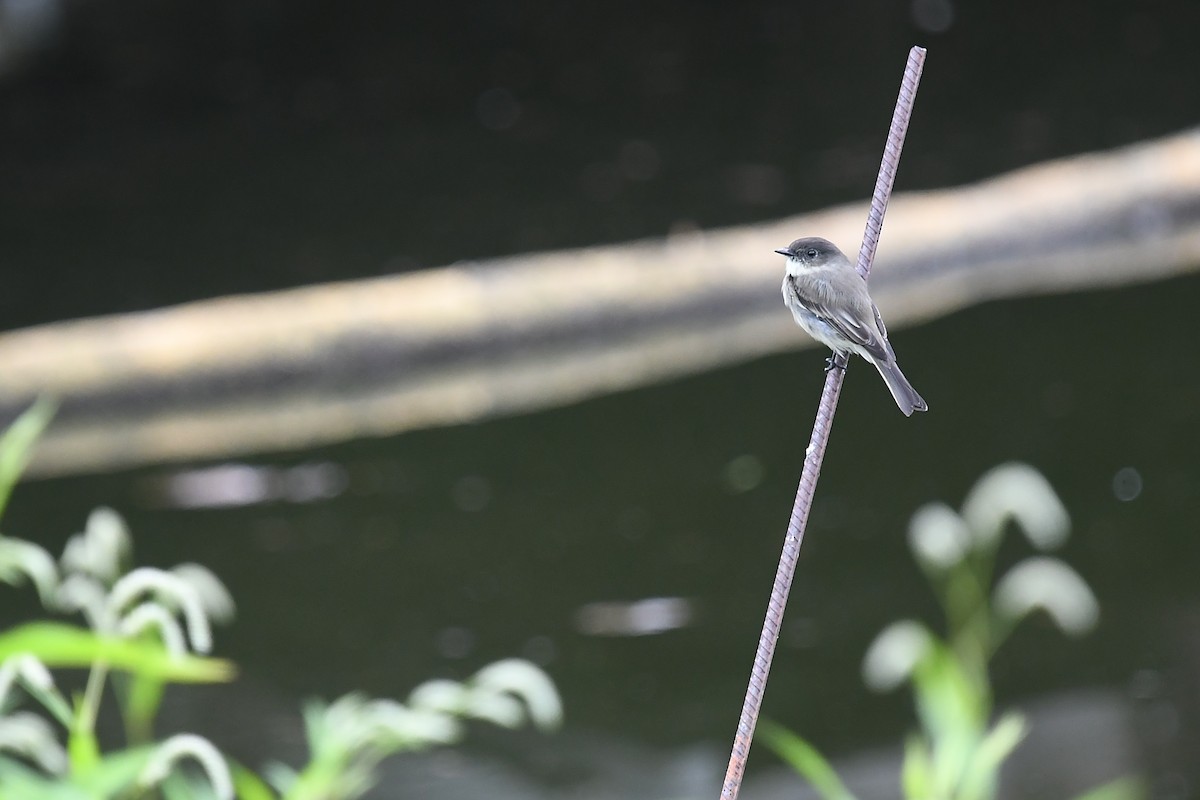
824;354;847;373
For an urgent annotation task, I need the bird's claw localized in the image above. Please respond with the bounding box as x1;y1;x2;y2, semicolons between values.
824;355;847;373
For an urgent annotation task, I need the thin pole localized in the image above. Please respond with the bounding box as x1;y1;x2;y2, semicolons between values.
719;46;927;800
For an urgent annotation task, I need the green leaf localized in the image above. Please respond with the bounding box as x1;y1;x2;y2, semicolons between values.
230;760;281;800
0;622;235;683
910;640;986;743
0;755;90;800
119;672;167;745
758;720;857;800
958;712;1026;800
67;724;101;776
0;398;56;522
1070;775;1149;800
0;747;157;799
908;640;989;796
901;735;934;800
70;745;158;796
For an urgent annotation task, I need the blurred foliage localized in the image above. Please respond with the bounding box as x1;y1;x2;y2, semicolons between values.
0;402;562;799
762;464;1142;800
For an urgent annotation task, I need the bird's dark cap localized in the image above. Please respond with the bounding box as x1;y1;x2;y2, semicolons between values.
775;236;841;258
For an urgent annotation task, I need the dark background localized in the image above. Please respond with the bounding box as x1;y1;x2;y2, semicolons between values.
2;0;1196;329
1;1;1198;797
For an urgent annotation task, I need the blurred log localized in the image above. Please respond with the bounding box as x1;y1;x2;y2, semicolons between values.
3;128;1200;477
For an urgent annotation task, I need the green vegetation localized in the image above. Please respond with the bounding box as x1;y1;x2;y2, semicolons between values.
0;402;561;799
762;463;1144;800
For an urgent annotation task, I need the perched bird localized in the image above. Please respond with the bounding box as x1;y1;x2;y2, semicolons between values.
777;236;928;416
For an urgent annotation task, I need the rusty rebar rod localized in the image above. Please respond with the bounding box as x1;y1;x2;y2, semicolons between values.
719;46;927;800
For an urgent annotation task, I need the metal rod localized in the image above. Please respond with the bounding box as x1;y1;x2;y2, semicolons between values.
719;45;926;800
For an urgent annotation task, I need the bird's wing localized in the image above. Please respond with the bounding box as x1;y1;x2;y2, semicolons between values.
789;283;891;362
870;304;898;361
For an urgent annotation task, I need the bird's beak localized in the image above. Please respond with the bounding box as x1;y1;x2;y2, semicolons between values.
774;248;791;256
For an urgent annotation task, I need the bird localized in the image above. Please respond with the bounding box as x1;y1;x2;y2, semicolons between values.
777;236;928;416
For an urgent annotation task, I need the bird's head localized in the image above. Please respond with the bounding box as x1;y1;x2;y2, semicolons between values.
775;237;846;274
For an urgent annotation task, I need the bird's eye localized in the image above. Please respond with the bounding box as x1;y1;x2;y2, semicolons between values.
806;248;818;259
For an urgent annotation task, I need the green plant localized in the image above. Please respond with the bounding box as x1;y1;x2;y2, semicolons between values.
0;402;561;799
762;463;1141;800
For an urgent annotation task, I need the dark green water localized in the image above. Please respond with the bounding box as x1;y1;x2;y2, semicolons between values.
2;0;1199;791
5;271;1198;771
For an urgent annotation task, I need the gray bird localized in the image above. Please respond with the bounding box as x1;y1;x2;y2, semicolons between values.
777;236;928;416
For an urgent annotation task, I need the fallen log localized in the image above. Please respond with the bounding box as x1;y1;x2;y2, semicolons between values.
3;128;1199;476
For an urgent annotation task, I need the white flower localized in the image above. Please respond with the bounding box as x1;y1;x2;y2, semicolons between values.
0;654;55;707
408;678;525;728
994;557;1099;635
61;507;131;583
172;563;236;625
907;502;972;570
0;537;58;604
362;699;460;744
107;568;212;653
407;679;470;716
139;734;232;800
53;574;112;631
0;710;67;774
471;659;563;730
961;463;1070;550
118;603;188;657
305;693;461;757
862;621;932;692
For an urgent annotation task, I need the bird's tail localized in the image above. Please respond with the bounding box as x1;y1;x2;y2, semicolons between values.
873;359;928;417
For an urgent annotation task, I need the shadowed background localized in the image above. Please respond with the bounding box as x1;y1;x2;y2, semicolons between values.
1;1;1198;797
